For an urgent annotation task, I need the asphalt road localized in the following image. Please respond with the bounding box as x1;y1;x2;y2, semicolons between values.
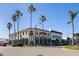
0;46;79;56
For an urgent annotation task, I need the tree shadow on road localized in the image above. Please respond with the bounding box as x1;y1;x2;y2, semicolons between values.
37;54;44;56
0;53;3;56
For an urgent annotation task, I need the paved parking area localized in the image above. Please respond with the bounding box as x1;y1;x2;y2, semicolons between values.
0;46;79;56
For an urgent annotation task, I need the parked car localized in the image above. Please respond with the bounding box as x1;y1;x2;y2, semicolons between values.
0;41;7;46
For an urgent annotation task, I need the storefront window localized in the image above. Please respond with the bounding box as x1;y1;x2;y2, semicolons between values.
29;30;33;36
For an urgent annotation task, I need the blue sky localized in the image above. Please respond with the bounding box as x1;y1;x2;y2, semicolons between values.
0;3;79;39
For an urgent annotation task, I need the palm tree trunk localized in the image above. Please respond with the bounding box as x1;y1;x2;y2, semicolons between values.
39;38;40;46
42;22;44;29
13;22;16;45
17;19;19;40
34;26;36;45
9;30;11;45
28;12;32;45
76;37;77;45
9;30;10;40
30;12;32;28
14;22;16;40
8;30;10;45
71;21;74;45
42;22;44;45
9;29;10;45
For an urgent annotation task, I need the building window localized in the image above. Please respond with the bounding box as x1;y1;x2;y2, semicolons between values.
29;30;33;36
35;31;38;35
26;31;27;35
39;32;47;35
20;34;22;38
23;32;24;35
12;37;13;39
14;34;16;37
48;33;50;36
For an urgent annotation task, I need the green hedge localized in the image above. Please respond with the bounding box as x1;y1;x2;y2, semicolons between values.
9;40;12;45
12;38;28;45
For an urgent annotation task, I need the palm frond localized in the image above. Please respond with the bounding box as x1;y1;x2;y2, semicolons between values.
41;15;46;22
73;11;79;20
39;22;41;24
11;14;17;22
67;21;71;24
15;10;23;17
28;4;36;13
68;10;79;20
7;22;12;30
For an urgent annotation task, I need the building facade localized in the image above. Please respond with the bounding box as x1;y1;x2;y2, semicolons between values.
10;28;62;46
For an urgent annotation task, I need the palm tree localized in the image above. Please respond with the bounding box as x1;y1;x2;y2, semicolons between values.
7;22;12;40
67;10;78;45
28;4;36;28
11;14;17;40
15;10;22;40
74;33;79;45
28;4;36;45
39;15;46;29
39;15;46;46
